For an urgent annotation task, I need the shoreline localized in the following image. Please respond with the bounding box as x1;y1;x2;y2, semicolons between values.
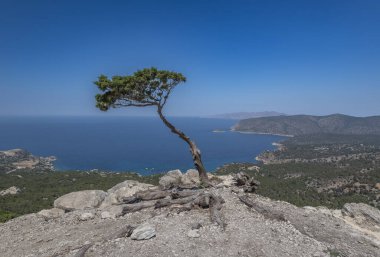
229;129;294;138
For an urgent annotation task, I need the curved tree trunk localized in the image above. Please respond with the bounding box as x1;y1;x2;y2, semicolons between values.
157;107;210;185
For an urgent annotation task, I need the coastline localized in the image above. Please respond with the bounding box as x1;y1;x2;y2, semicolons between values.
229;128;294;138
227;129;289;163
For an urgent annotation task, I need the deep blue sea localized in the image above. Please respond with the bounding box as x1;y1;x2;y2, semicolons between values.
0;117;284;175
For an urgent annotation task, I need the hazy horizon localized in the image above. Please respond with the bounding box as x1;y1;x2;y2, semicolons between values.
1;0;379;117
1;112;380;118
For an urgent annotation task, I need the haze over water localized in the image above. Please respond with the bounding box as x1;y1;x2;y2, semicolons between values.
0;117;283;175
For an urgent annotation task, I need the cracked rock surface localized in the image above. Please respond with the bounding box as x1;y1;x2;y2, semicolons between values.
1;182;380;257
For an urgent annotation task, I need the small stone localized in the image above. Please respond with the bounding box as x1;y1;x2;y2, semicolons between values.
130;224;156;240
187;229;200;238
79;212;95;221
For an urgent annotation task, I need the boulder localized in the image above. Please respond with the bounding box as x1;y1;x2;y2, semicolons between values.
130;224;156;240
0;186;21;196
100;180;155;208
54;190;107;211
159;169;183;189
38;208;65;220
375;183;380;190
342;203;380;232
180;169;200;187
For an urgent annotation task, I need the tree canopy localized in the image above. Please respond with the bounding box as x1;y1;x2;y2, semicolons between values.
94;67;186;111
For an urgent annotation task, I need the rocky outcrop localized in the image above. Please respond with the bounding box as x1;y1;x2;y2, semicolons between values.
100;180;156;208
0;186;21;196
1;172;380;257
342;203;380;232
159;169;183;189
159;169;201;189
54;190;107;211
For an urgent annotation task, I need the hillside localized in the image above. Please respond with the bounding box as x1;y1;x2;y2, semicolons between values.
233;114;380;136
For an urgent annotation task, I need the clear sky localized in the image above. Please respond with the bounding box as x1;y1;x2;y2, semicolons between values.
1;0;379;117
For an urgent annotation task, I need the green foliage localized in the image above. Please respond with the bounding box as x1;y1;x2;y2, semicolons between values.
94;67;186;111
0;211;17;223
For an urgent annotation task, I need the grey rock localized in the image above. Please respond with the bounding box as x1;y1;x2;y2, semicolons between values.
181;169;201;187
37;208;64;220
130;224;156;240
54;190;107;211
100;180;155;208
159;169;183;189
342;203;380;232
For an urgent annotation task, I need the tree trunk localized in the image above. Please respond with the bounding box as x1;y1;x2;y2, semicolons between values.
157;107;210;185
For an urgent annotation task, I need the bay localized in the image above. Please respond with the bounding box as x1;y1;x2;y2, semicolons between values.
0;116;284;175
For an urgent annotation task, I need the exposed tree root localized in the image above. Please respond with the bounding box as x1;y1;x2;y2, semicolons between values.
72;225;135;257
121;188;226;228
238;195;286;222
121;190;171;204
122;201;156;214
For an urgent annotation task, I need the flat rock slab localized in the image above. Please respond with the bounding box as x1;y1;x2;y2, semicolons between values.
54;190;107;211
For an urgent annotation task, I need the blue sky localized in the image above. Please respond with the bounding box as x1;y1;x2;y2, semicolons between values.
1;0;379;117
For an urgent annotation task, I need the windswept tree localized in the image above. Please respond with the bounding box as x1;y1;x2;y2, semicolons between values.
94;67;210;184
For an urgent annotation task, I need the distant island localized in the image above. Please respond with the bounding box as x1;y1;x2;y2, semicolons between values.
206;111;286;120
233;114;380;136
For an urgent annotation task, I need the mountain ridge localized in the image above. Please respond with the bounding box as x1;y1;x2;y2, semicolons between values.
233;114;380;136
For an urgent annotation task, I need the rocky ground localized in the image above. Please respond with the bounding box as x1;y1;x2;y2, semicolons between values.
0;171;380;257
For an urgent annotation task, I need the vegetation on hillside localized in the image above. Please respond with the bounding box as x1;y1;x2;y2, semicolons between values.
234;114;380;136
217;134;380;210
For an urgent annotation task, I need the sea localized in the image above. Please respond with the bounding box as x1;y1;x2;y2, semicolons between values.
0;116;285;175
